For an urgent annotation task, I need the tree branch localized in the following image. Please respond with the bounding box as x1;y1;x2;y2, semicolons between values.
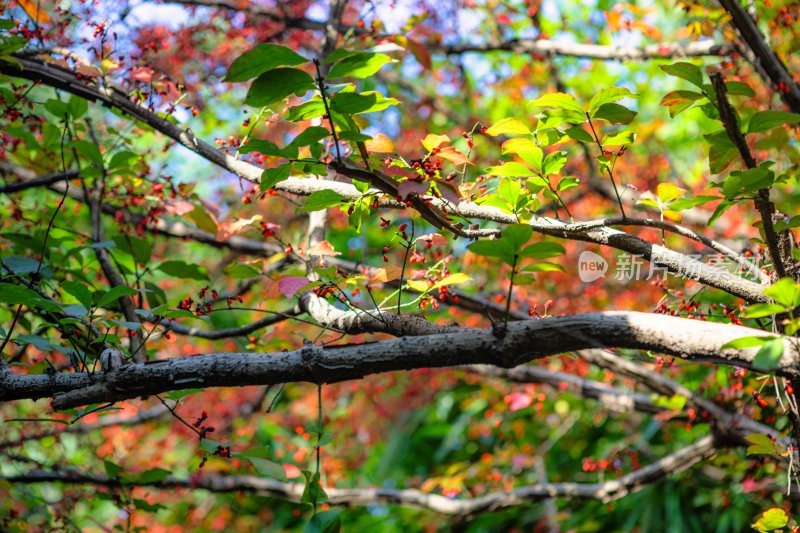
1;435;716;514
717;0;800;113
0;311;797;409
709;71;789;279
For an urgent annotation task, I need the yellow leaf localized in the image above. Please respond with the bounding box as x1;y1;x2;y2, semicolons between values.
101;58;121;74
656;183;686;204
486;118;531;137
364;133;395;154
434;273;471;288
406;279;429;292
662;209;683;222
752;508;788;532
422;133;450;152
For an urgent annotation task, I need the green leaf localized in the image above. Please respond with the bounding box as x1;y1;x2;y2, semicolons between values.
239;138;295;158
97;286;138;307
299;190;347;212
564;126;594;143
330;91;399;114
45;99;69;119
485;162;534;177
68;96;88;119
601;131;636;146
707;199;733;226
200;438;230;455
753;508;788;531
521;261;565;272
1;255;42;274
136;468;171;484
304;510;342;533
337;130;372;143
764;277;800;308
286;100;326;121
530;92;584;114
725;81;755;97
743;303;786;318
485;118;531;136
327;53;392;79
301;471;328;505
747;110;800;133
708;144;738;174
467;239;514;265
502;224;533;251
261;164;292;191
497;178;523;209
660;62;703;88
245;68;315;107
250;457;287;481
113;235;152;265
542;151;567;176
289;126;330;148
104;460;123;478
588;87;637;112
668;195;719;211
591;103;637;124
752;338;784;372
72;140;103;165
557;176;580;191
224;43;307;82
224;264;261;279
157;261;210;281
501;138;543;170
0;283;60;312
519;242;565;258
720;335;773;349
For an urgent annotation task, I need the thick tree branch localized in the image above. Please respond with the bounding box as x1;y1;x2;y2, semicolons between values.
709;71;789;279
717;0;800;113
430;39;732;61
0;311;797;409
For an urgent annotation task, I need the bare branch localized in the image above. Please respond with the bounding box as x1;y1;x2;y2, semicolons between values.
430;39;732;61
1;435;716;514
0;168;79;194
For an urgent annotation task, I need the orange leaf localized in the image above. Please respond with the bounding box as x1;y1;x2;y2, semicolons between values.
216;215;262;241
16;0;51;23
369;265;403;285
417;233;448;246
364;133;395;154
307;240;341;257
436;146;473;166
406;38;432;70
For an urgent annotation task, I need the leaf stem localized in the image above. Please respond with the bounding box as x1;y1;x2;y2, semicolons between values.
586;113;626;218
313;58;342;163
505;254;518;329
